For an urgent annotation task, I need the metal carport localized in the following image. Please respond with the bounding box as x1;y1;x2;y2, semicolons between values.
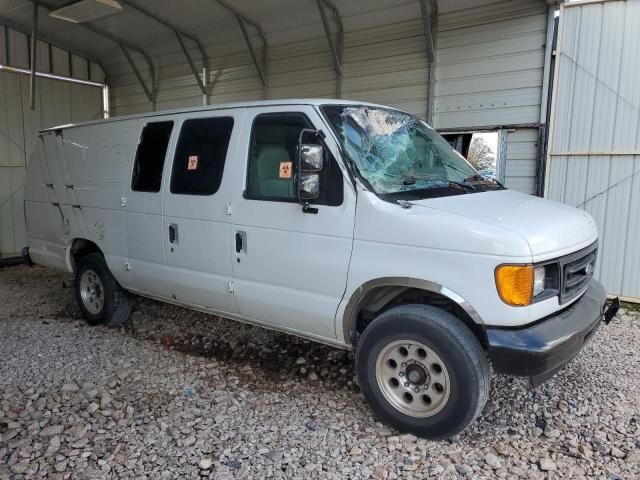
1;0;557;258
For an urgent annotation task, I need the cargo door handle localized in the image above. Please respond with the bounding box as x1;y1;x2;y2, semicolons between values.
169;224;178;244
235;231;246;253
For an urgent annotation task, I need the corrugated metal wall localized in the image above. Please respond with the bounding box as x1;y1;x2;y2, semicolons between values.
433;0;548;129
433;0;548;195
108;0;429;118
0;24;104;257
505;128;538;194
546;0;640;300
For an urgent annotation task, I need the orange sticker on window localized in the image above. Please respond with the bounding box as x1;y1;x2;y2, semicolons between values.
187;155;198;170
279;161;292;179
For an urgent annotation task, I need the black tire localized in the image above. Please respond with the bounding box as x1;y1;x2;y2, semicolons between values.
75;253;132;327
355;304;489;439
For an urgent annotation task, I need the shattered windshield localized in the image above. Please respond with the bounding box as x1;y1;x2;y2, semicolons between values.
321;105;503;200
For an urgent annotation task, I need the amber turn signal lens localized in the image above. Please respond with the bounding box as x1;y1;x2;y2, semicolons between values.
495;265;534;306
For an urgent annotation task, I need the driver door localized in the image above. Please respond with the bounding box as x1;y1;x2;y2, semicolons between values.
228;106;355;339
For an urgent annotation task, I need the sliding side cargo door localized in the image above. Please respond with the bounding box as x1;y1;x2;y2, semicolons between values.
161;110;242;315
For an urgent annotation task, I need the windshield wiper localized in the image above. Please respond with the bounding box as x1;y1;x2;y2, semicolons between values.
464;174;486;182
448;181;475;191
402;177;474;191
464;174;504;188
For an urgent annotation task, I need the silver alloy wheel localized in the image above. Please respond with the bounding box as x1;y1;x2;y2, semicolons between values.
79;269;104;315
375;339;450;417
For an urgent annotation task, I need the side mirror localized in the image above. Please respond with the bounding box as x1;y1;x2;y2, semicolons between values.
300;144;324;172
296;129;324;213
299;173;320;201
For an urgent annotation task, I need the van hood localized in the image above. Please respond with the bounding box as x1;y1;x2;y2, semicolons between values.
410;190;598;260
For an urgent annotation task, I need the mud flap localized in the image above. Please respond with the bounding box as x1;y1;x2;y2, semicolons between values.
603;297;620;325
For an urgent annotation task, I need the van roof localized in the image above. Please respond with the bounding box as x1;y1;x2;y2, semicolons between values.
39;98;391;133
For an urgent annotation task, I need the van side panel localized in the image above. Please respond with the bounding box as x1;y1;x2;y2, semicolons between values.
24;124;135;280
24;134;72;270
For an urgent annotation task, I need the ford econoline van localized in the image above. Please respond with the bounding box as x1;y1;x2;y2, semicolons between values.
23;99;619;438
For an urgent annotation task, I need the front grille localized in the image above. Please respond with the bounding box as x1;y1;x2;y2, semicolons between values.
559;244;597;304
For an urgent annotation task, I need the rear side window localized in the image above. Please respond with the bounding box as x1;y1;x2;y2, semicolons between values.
131;121;173;192
170;117;234;195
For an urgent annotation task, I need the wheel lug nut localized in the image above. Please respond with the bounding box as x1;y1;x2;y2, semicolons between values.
401;362;407;367
404;382;410;388
414;387;419;393
399;372;404;377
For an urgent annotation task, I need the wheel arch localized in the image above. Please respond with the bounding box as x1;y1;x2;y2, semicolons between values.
342;277;486;348
68;238;103;272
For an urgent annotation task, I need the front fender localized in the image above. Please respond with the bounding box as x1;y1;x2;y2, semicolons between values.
337;276;484;345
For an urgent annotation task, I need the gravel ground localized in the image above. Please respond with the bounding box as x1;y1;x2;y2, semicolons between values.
0;265;639;480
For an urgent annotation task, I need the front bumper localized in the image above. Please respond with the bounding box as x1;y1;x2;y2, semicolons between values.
486;280;618;386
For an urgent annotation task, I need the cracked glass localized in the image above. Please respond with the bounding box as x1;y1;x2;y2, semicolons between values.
322;105;503;200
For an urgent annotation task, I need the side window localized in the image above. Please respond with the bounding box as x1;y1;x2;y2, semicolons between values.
131;121;173;192
170;117;234;195
246;113;343;206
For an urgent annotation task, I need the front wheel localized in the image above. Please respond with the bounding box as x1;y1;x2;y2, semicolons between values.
355;304;489;439
75;253;132;327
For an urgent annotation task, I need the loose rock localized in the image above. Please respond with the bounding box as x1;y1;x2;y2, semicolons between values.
539;458;557;471
0;265;638;479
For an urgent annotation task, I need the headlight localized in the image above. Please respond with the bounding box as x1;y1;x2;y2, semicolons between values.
533;266;546;297
495;264;558;306
495;264;533;306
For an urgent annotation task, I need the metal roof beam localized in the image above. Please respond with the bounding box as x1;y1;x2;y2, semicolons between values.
120;44;153;103
316;0;343;97
174;30;207;97
118;0;208;98
28;0;156;103
214;0;268;87
0;16;102;66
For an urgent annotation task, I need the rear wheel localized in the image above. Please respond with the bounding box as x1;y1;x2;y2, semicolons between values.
355;304;489;439
75;253;132;327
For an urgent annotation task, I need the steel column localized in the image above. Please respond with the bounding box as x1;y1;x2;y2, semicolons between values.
29;1;38;109
3;24;9;65
496;129;508;184
316;0;343;98
419;0;438;123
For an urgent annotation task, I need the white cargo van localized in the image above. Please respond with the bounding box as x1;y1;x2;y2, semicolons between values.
23;99;619;438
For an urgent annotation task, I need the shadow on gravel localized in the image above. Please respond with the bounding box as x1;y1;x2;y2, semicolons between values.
125;296;359;394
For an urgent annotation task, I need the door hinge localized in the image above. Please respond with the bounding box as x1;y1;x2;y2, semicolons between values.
120;196;127;207
225;202;232;216
227;282;235;294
